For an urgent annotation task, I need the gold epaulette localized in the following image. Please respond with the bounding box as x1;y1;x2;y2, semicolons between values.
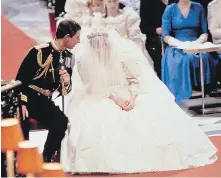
33;49;54;81
34;43;49;50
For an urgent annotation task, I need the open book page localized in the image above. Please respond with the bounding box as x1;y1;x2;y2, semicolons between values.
176;42;221;50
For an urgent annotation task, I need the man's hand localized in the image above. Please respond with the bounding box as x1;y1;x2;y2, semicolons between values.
156;27;162;36
17;105;29;120
59;68;70;85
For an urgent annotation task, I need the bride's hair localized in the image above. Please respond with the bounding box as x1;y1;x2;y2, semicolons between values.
87;30;111;66
87;32;108;39
87;12;111;65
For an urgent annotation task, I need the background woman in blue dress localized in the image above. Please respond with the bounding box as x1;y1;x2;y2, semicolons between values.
162;0;216;104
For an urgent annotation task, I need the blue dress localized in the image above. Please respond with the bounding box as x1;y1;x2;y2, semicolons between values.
162;2;216;104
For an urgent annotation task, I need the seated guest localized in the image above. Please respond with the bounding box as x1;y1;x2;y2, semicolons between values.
169;0;212;14
162;0;217;104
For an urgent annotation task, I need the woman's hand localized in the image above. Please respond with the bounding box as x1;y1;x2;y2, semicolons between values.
115;98;130;109
109;94;137;111
122;95;137;111
108;94;129;109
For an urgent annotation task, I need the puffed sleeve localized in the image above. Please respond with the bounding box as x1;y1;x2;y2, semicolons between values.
208;2;221;43
125;8;146;50
124;8;154;67
65;0;89;23
65;0;76;14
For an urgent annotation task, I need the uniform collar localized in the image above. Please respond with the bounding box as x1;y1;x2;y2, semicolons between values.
51;39;66;53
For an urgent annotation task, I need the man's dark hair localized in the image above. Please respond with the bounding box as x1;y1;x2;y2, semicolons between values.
56;19;81;39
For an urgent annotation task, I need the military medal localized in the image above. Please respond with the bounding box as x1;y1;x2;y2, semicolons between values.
59;52;64;65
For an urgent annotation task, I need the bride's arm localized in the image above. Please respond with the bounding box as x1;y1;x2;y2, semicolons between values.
108;94;120;105
117;60;139;111
121;61;140;99
107;58;141;108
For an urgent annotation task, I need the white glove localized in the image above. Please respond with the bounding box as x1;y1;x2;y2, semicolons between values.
195;33;208;44
168;37;183;47
178;41;193;49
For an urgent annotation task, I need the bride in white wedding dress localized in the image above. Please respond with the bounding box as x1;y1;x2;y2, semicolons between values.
60;15;218;173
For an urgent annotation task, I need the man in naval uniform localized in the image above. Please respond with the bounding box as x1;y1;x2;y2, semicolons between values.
16;19;81;162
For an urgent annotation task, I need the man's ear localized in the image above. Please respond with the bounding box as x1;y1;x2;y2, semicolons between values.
64;34;71;40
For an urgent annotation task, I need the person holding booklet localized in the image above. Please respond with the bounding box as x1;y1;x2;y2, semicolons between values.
161;0;217;104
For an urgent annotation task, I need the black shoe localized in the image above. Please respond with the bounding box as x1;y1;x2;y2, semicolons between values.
15;173;26;177
44;157;50;162
43;155;53;162
51;151;60;162
47;0;55;9
54;12;66;21
217;81;221;89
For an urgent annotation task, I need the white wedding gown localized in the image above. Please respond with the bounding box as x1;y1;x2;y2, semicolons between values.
60;26;218;173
